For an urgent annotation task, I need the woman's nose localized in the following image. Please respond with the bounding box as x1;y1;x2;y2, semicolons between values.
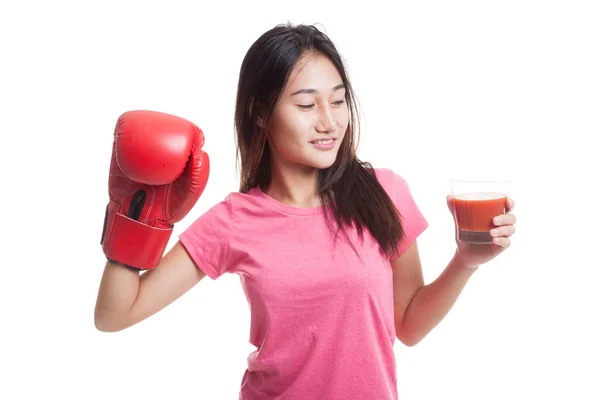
316;108;337;133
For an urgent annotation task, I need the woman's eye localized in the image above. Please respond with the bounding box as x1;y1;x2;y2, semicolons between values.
298;101;345;110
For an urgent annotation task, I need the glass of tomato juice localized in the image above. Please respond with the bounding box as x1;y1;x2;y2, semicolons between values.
450;179;511;244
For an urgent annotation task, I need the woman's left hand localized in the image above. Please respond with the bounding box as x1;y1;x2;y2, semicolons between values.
447;195;517;269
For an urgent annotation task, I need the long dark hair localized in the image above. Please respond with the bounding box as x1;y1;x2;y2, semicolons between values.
234;23;404;258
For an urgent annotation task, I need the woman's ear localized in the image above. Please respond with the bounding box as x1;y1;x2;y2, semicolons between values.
257;115;267;129
249;97;268;129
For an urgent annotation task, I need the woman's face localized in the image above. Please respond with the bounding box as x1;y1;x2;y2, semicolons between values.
266;53;349;172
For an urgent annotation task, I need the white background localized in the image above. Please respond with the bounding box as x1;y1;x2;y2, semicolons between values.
1;0;599;399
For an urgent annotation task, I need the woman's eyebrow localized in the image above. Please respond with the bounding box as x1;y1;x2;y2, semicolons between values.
290;83;345;96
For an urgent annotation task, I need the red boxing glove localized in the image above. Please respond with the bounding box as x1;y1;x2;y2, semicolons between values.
101;110;209;270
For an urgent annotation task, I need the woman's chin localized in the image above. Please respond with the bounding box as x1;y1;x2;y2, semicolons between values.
305;157;337;170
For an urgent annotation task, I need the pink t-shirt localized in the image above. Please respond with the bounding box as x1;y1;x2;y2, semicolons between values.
179;168;428;400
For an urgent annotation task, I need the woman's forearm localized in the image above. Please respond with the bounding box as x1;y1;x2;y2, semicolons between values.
94;261;141;332
398;254;478;346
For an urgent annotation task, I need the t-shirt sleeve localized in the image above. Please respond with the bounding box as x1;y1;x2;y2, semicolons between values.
376;168;429;259
178;197;233;280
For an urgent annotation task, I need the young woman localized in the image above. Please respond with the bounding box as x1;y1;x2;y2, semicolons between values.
95;23;517;400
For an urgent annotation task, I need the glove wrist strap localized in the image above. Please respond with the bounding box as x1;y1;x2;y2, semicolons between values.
102;211;173;270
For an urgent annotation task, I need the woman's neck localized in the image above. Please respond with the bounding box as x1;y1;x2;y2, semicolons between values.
263;165;322;208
